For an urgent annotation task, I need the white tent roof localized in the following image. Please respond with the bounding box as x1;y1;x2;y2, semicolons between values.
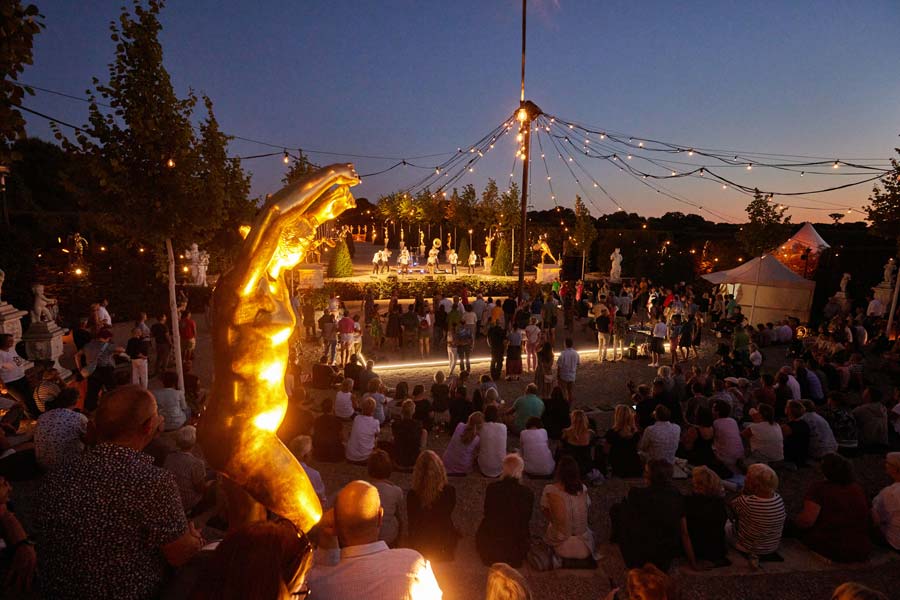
783;222;830;251
702;254;815;289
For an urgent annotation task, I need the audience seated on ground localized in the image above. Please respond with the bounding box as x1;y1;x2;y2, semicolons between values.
476;454;535;568
728;463;786;559
639;405;680;465
366;449;404;547
830;582;888;600
430;371;451;423
781;400;811;467
484;562;533;600
334;378;356;421
541;386;571;441
311;355;341;390
33;388;86;472
345;397;380;464
603;404;643;478
288;435;327;509
853;387;888;450
871;452;900;551
391;399;426;470
800;399;839;460
742;404;784;464
364;378;389;425
443;411;483;475
558;410;595;478
824;391;859;454
711;399;743;475
312;398;345;463
163;425;214;516
612;459;696;571
407;450;460;562
478;405;508;478
519;417;556;478
791;452;871;562
535;455;598;569
505;383;545;434
411;383;434;430
684;466;729;566
307;480;442;599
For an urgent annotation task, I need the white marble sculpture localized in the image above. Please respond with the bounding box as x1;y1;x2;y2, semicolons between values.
883;259;896;287
839;272;851;294
30;284;57;323
197;251;210;287
185;243;200;284
610;248;623;282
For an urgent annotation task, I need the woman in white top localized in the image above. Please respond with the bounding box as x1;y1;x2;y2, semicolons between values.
649;315;667;368
541;455;597;561
742;404;784;463
442;412;483;475
367;449;405;546
345;396;380;463
334;377;355;420
712;400;744;473
520;417;556;477
477;405;508;477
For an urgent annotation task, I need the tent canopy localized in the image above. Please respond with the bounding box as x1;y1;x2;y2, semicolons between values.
702;254;815;289
783;222;830;251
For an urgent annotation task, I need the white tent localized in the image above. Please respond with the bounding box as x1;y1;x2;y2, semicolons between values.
777;222;830;278
784;222;830;251
702;254;816;324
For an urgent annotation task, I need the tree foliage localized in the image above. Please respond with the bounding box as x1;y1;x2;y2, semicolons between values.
865;150;900;254
491;237;512;276
735;189;791;258
327;239;353;278
457;236;470;267
571;195;597;266
0;1;44;163
282;149;316;186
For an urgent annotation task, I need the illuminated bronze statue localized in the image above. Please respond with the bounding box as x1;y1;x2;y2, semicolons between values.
532;238;557;264
200;164;359;546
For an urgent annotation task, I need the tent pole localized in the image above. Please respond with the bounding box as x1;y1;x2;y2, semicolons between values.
748;254;762;325
887;270;900;339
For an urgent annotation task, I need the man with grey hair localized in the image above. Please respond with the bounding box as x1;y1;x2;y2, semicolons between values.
163;425;211;514
289;435;327;509
475;454;534;567
36;385;202;599
307;480;441;599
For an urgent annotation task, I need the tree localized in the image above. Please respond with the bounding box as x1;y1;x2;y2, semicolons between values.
282;149;315;185
828;212;845;225
327;239;353;277
571;195;597;272
865;149;900;254
735;189;791;257
1;1;44;165
491;236;512;276
457;237;470;267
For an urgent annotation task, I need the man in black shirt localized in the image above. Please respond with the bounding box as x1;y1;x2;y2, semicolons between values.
150;314;172;377
487;323;506;381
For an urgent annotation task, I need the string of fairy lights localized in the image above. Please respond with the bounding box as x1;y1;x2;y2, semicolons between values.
17;82;898;221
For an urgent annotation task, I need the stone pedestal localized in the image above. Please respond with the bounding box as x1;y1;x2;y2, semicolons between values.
873;283;893;308
483;257;493;273
22;321;70;379
295;264;325;289
535;263;561;284
0;302;27;344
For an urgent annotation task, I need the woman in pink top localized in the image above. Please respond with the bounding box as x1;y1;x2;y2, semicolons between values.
442;412;483;474
712;400;744;473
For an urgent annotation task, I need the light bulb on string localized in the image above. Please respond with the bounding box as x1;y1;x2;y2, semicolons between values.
166;158;175;168
833;161;840;169
282;152;290;164
638;141;644;148
746;164;752;170
600;133;606;139
688;149;694;156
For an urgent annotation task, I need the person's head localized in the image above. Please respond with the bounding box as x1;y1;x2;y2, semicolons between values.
320;397;334;415
761;373;774;388
434;371;445;384
285;434;311;463
652;404;671;423
564;337;573;348
556;455;582;495
800;399;817;414
827;391;848;409
692;465;723;497
485;387;500;406
885;452;900;482
484;404;499;423
524;383;538;397
400;399;415;420
525;416;543;430
863;387;884;405
831;582;888;600
97;328;113;341
485;562;532;600
93;385;162;450
183;310;192;320
360;396;376;417
175;425;197;451
411;451;448;508
46;387;79;411
757;403;775;424
569;409;589;435
613;404;636;435
367;449;393;481
333;480;383;548
745;463;779;497
197;520;310;600
160;370;178;389
395;381;409;399
412;383;425;397
462;411;484;444
712;399;731;419
340;378;353;393
131;327;142;338
626;563;677;600
821;452;854;485
657;365;671;379
158;313;167;324
645;459;674;487
500;453;525;481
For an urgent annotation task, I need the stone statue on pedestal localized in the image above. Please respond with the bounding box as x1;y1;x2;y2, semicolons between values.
610;248;623;282
883;259;896;287
30;284;57;323
839;272;851;294
185;243;200;284
197;251;210;287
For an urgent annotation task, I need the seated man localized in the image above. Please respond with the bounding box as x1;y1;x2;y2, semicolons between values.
307;480;442;599
35;385;202;599
311;356;341;390
503;383;544;434
872;452;900;551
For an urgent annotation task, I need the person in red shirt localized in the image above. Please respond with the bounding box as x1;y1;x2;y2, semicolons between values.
180;311;197;363
336;311;355;367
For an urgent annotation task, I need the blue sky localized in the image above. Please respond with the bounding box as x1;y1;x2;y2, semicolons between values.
20;0;900;222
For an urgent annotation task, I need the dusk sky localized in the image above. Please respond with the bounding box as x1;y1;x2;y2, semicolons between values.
20;0;900;223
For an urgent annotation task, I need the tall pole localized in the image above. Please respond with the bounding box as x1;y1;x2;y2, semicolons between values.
516;0;530;300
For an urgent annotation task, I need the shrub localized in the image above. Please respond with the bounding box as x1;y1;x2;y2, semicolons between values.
491;238;512;276
327;240;353;278
457;237;470;267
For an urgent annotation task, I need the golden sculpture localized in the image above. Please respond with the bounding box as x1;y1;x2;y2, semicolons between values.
532;239;557;264
199;164;359;547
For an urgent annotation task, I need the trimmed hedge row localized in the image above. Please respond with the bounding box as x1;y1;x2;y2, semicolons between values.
305;275;528;305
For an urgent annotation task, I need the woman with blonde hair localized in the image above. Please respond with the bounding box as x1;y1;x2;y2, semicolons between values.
684;466;728;565
442;411;484;475
560;409;595;478
603;405;642;478
407;450;460;562
603;563;678;600
831;582;888;600
485;562;532;600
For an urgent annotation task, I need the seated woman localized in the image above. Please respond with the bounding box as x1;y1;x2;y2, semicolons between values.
558;410;595;479
391;399;426;470
363;378;389;425
611;459;697;571
442;411;483;475
728;463;786;557
312;397;345;463
344;396;380;464
741;404;783;464
539;455;599;566
781;400;810;467
684;466;728;566
407;450;460;562
520;417;556;477
792;453;871;562
603;405;642;478
367;449;405;547
542;386;571;441
334;378;356;421
411;384;433;430
712;400;744;474
478;405;508;478
476;454;535;567
430;371;451;424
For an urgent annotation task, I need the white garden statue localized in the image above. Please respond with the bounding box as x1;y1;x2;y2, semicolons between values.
883;258;896;287
610;248;623;282
30;284;57;323
197;250;210;287
839;272;851;294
